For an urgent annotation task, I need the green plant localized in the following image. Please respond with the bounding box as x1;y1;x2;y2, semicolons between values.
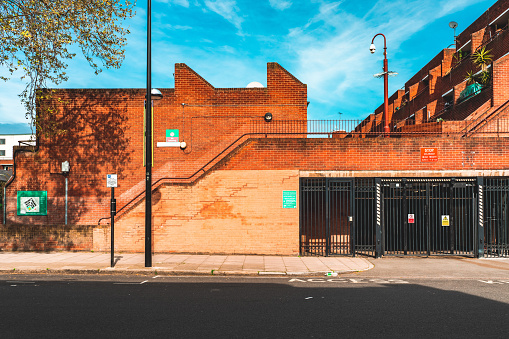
454;50;465;63
465;70;477;85
479;70;491;85
465;69;491;86
437;118;444;122
471;46;493;71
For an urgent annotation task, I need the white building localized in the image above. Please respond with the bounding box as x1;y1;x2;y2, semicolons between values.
0;134;35;171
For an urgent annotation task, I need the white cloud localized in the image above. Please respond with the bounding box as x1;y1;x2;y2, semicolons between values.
156;0;190;7
161;23;193;30
269;0;292;11
286;0;489;109
204;0;243;29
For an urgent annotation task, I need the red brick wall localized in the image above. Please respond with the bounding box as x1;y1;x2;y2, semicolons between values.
92;135;509;254
493;53;509;106
4;63;307;226
456;0;509;47
0;224;93;251
93;170;301;255
218;137;509;172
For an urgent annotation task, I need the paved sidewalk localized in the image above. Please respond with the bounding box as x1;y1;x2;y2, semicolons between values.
0;252;373;276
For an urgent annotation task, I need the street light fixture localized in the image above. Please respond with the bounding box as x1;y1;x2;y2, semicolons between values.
370;33;392;137
145;0;164;267
145;86;162;268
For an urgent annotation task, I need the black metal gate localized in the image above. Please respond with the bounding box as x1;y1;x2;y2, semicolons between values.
300;177;509;257
299;178;376;257
484;178;509;257
383;178;477;256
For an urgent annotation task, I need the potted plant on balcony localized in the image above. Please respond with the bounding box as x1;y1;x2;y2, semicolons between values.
471;46;493;72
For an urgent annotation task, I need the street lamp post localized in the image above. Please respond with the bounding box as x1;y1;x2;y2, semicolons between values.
145;0;163;267
370;33;390;137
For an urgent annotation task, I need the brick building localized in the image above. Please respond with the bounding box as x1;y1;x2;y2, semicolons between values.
0;134;34;172
2;0;509;257
357;0;509;136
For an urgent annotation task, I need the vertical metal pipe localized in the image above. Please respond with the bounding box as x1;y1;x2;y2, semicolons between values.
375;179;382;258
299;178;302;256
145;0;153;267
325;179;330;256
350;180;355;257
383;52;389;136
111;187;115;267
426;182;430;256
477;177;485;258
402;180;408;255
3;186;6;225
65;176;68;225
449;179;454;254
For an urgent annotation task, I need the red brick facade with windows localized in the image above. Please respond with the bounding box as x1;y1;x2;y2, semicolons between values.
3;0;509;255
358;0;509;136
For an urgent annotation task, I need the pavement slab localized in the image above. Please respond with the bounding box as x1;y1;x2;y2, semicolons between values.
0;252;370;276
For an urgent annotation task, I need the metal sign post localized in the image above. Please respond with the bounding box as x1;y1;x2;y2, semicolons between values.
107;174;117;267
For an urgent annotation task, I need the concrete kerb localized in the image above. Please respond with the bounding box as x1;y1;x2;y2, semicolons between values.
0;268;372;277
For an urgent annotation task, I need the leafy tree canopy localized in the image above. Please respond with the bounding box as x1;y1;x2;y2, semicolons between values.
0;0;136;131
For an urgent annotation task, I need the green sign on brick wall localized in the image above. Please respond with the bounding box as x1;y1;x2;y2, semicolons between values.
282;190;297;209
17;191;48;216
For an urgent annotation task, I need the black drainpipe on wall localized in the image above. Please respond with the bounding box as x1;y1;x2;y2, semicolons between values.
3;136;39;224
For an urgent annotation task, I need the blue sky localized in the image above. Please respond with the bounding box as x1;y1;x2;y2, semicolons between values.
0;0;497;132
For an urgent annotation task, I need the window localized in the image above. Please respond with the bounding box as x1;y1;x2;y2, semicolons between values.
0;150;5;156
0;138;5;145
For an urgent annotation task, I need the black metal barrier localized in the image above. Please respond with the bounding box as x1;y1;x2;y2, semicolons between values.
299;177;509;258
300;178;376;257
484;178;509;257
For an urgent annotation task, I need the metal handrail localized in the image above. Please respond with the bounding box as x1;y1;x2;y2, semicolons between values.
97;117;509;224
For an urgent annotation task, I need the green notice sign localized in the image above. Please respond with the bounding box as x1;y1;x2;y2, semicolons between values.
166;129;179;142
17;191;48;216
283;190;297;209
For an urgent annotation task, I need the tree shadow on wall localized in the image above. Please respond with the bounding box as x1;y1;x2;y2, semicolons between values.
31;89;137;223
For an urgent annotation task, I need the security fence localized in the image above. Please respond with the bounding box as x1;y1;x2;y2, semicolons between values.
300;177;509;258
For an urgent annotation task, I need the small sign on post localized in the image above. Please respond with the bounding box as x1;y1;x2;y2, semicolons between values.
408;214;415;224
442;215;450;227
107;174;118;188
107;174;117;267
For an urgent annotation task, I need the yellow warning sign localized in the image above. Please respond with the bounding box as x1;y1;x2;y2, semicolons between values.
442;215;450;227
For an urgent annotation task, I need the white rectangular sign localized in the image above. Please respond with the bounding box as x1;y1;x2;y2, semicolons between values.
107;174;118;188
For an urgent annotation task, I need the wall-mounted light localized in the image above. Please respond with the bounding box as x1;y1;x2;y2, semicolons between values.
264;112;273;122
180;141;187;150
61;161;70;176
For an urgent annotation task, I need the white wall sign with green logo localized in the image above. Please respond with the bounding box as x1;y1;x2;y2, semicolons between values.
17;191;48;216
283;190;297;209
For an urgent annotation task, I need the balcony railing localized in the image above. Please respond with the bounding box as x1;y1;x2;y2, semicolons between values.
250;118;509;137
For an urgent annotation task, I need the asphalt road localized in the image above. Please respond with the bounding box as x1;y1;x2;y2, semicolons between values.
1;274;509;338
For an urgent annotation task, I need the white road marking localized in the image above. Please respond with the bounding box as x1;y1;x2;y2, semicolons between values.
289;278;409;284
479;280;509;284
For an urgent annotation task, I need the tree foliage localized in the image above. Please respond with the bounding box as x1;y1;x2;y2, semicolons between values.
0;0;135;131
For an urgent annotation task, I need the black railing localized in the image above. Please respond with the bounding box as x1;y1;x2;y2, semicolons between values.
251;118;509;137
